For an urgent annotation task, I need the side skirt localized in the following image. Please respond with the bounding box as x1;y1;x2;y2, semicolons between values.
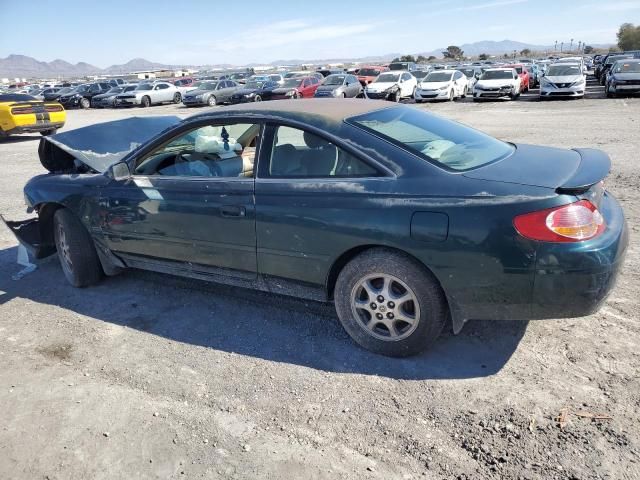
117;253;328;303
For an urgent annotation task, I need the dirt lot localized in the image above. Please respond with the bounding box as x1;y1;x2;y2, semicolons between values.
0;79;638;480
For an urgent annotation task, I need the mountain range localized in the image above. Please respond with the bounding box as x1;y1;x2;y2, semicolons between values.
1;40;613;78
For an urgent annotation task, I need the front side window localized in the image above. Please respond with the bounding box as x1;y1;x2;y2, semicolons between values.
268;126;379;178
348;106;514;171
135;123;261;178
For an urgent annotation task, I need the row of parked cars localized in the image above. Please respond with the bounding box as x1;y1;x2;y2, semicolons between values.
593;51;640;97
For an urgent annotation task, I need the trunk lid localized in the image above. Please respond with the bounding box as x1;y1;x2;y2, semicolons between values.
462;144;610;192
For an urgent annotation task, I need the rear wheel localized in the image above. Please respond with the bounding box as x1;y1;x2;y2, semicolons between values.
173;92;181;103
334;248;447;357
53;209;103;288
141;96;151;108
461;86;467;98
80;97;90;109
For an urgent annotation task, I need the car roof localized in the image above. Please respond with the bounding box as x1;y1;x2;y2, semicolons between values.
485;68;514;71
189;98;393;124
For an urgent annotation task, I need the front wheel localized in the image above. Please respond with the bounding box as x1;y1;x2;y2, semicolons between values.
461;86;467;98
141;96;151;108
53;209;103;288
448;89;454;101
334;248;447;357
80;97;90;109
254;95;262;102
393;89;402;102
207;95;217;106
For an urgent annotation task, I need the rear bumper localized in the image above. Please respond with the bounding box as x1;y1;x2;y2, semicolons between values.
3;122;64;135
529;192;628;319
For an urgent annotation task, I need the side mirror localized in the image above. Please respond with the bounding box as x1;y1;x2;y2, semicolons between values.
109;162;131;181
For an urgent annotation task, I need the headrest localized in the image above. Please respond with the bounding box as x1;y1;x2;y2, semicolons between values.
303;131;330;149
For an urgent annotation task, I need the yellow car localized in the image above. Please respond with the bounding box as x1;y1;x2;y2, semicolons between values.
0;93;66;139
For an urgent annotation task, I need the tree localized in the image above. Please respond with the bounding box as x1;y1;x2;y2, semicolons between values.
416;55;427;63
442;46;464;60
617;23;640;50
583;45;594;54
502;53;509;59
427;56;436;61
478;53;489;61
520;48;531;56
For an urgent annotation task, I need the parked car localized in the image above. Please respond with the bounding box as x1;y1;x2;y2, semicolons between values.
525;64;540;87
414;70;468;102
539;63;586;99
456;66;482;88
599;53;633;85
473;68;521;101
388;61;416;71
92;85;137;108
43;87;74;102
605;59;640;97
229;80;280;103
5;100;627;357
58;82;112;109
364;71;417;102
284;71;324;81
230;72;251;84
317;69;344;78
271;76;320;99
182;80;240;106
504;64;530;91
356;65;389;86
0;93;65;138
314;74;362;98
114;81;182;107
173;78;199;96
598;54;634;84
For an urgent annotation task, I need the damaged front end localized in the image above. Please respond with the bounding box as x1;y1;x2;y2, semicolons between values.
1;214;55;259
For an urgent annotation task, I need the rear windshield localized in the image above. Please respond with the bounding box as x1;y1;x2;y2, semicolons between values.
347;106;514;171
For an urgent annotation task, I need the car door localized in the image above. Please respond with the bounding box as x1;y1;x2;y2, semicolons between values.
254;123;386;286
100;121;262;277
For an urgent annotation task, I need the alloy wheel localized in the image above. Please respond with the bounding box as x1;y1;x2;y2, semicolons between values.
350;274;420;341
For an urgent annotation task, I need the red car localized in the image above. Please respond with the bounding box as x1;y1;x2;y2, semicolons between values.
271;76;320;99
357;65;389;86
505;64;530;91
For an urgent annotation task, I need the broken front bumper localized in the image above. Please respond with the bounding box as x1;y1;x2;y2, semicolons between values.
0;215;55;259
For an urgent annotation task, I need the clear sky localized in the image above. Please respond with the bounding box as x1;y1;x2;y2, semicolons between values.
0;0;638;66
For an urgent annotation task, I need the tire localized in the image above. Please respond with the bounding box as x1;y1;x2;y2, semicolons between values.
80;97;90;109
207;95;217;106
53;209;103;288
40;129;57;136
448;89;454;101
141;96;151;108
393;89;401;102
334;248;447;357
254;95;262;102
461;86;467;99
173;92;181;104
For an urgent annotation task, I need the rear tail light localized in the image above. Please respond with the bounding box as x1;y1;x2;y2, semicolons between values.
45;104;64;112
514;200;605;242
11;106;35;115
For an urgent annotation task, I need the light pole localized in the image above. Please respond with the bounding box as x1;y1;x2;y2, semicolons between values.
570;38;574;52
560;42;564;53
554;40;558;52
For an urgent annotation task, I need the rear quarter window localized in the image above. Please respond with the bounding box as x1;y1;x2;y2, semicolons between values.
347;106;515;171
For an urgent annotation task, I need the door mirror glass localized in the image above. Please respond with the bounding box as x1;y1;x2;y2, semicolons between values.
110;162;131;181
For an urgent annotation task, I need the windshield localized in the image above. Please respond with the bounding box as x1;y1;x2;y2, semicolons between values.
323;75;345;85
76;84;91;93
106;87;123;94
389;63;409;71
547;64;582;76
375;73;400;83
413;71;429;80
199;82;219;90
244;81;264;89
136;84;153;91
282;79;301;88
55;87;73;95
425;72;452;82
348;106;514;171
606;55;632;66
613;61;640;73
458;69;475;77
481;70;513;80
358;68;381;76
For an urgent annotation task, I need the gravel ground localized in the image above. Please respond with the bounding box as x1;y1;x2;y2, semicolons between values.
0;79;638;480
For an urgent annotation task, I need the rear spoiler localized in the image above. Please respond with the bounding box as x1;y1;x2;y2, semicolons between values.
556;148;611;194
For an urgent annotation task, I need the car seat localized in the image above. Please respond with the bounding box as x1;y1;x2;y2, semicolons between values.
297;131;337;176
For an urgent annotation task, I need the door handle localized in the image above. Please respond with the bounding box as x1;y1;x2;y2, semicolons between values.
220;205;246;217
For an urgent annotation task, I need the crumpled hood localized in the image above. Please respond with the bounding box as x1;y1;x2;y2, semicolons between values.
39;116;181;173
